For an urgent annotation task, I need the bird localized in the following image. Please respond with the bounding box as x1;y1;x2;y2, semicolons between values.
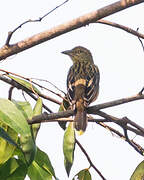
62;46;100;134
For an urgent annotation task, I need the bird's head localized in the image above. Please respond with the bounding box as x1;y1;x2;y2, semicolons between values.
62;46;94;63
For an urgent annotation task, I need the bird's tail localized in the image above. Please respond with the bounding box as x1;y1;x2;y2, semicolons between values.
74;99;87;135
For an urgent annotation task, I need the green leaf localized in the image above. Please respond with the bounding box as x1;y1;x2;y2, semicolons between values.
28;147;56;180
20;135;36;165
34;148;55;177
19;98;42;164
28;161;52;180
130;160;144;180
0;127;18;147
0;158;19;179
31;97;42;139
63;122;75;176
0;99;31;136
58;97;70;130
64;158;72;177
7;75;41;94
13;101;33;120
13;147;26;164
6;159;27;180
0;158;27;180
12;100;36;165
0;99;36;165
0;122;18;164
33;98;42;116
73;169;92;180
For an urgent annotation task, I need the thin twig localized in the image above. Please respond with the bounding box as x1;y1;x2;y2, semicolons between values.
0;73;53;113
76;139;107;180
5;0;69;45
139;87;144;95
96;111;144;155
22;90;27;102
0;69;62;104
39;0;69;20
26;92;53;113
123;117;144;135
97;19;144;39
125;125;144;137
29;80;64;102
8;86;14;100
123;124;144;155
137;27;144;52
96;121;125;139
31;78;66;95
0;73;61;105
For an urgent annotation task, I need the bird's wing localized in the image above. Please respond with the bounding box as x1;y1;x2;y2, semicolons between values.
85;64;100;105
67;66;75;103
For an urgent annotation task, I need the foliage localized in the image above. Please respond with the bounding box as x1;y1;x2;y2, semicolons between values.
63;122;75;176
0;95;55;179
73;169;92;180
130;161;144;180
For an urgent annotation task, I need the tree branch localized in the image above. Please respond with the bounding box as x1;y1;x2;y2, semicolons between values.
87;93;144;113
96;19;144;39
28;110;73;124
0;0;143;60
1;72;144;155
29;91;144;124
27;101;144;155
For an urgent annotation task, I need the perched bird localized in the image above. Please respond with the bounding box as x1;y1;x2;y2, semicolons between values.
62;46;100;134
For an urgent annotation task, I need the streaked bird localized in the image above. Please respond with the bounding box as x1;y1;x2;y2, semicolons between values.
62;46;100;134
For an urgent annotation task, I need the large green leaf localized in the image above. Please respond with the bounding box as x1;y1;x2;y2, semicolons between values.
130;160;144;180
0;122;18;164
73;169;92;180
0;99;31;136
32;148;55;177
0;158;27;180
7;75;41;94
63;122;75;176
10;100;36;165
28;161;52;180
28;147;56;180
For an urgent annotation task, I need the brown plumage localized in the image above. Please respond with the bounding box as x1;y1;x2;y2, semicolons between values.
62;46;100;134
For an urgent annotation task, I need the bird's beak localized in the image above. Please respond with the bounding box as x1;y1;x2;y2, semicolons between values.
61;50;72;55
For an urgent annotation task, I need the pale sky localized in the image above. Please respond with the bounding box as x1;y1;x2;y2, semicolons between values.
1;0;144;179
